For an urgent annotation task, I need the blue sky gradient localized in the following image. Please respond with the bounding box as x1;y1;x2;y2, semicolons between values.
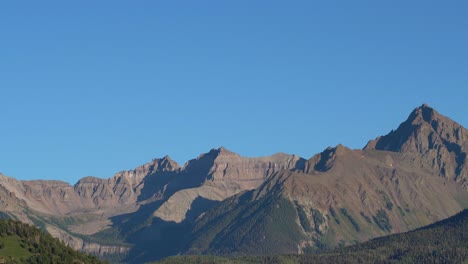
1;1;467;183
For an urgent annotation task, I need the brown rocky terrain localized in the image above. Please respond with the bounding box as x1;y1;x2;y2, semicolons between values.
153;147;305;222
185;104;468;256
365;104;468;188
0;104;466;263
0;147;304;258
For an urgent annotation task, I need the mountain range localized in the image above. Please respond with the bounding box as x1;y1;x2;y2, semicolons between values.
0;104;467;263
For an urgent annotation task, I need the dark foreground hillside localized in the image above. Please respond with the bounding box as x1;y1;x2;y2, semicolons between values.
156;209;468;264
0;219;105;264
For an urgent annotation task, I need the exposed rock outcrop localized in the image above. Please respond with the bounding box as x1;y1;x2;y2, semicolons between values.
0;149;305;256
0;104;467;262
46;224;130;255
365;104;468;188
152;147;305;223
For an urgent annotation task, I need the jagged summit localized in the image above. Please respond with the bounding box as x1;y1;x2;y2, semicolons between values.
408;103;442;125
302;144;353;173
217;146;231;152
365;104;467;186
183;147;239;167
1;104;467;262
157;155;180;171
110;155;180;180
364;104;467;152
209;146;239;157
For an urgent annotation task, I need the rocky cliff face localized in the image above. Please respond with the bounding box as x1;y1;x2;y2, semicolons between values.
152;147;305;223
187;143;467;256
185;105;468;257
73;155;180;208
205;147;305;188
365;104;468;188
0;156;180;255
0;176;28;219
0;104;467;262
0;156;180;217
0;148;304;257
46;224;130;256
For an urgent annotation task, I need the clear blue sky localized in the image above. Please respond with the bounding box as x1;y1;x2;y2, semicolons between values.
1;1;467;184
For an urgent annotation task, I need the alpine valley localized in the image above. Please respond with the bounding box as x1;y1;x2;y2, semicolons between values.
0;104;467;263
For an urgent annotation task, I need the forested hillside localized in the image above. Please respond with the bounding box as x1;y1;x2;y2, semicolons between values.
156;209;468;264
0;219;105;264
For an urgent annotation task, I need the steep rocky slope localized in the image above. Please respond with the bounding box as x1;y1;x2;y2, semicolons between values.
0;148;304;259
0;155;179;217
153;147;305;223
105;148;305;262
0;104;466;263
184;105;468;257
365;104;468;188
157;209;468;264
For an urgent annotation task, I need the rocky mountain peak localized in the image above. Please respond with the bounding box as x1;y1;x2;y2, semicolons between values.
408;103;439;125
364;104;466;153
109;156;180;183
365;104;468;186
217;146;230;152
158;155;180;171
303;144;352;173
74;176;103;185
209;147;239;158
179;147;240;175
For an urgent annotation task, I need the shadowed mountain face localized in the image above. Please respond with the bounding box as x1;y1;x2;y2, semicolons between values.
0;148;305;258
184;105;468;257
0;104;467;263
365;104;468;188
185;146;467;256
157;209;468;264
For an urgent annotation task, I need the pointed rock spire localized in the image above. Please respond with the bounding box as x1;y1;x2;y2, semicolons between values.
364;104;468;185
364;104;466;153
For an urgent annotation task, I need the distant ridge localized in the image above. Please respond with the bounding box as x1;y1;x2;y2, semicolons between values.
0;147;304;261
183;105;468;258
0;104;467;263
